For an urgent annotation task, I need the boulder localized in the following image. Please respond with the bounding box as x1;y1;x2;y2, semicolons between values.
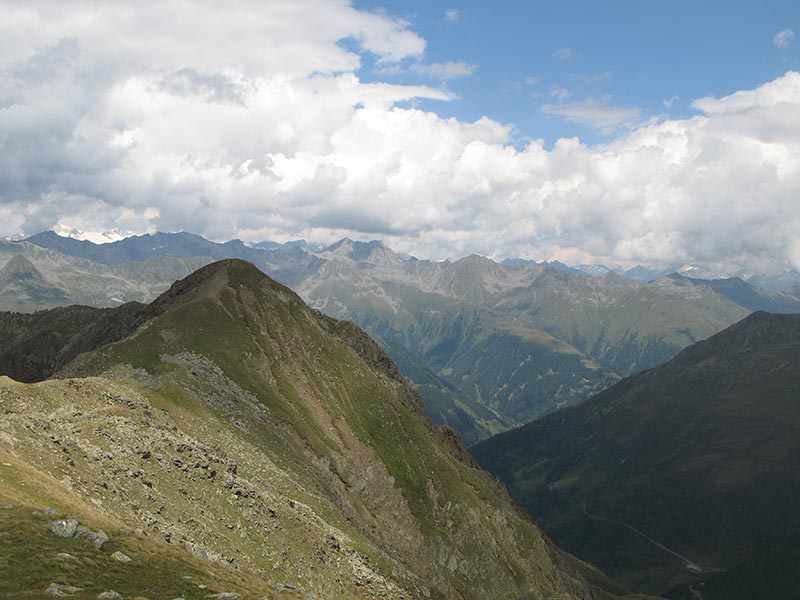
45;583;83;597
111;551;132;563
50;518;79;538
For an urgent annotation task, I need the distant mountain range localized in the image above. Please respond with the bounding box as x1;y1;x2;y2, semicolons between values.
472;312;800;600
4;230;800;444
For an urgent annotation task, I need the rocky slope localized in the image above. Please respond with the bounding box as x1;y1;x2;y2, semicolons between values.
472;312;800;600
0;259;624;600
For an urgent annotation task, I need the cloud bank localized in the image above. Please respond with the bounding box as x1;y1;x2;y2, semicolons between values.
1;1;800;276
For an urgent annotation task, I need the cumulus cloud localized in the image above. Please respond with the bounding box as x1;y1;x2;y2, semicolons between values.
774;28;794;48
1;1;800;277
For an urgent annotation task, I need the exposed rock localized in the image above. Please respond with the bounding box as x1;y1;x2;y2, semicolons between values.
204;594;239;600
110;550;132;563
45;583;83;596
182;540;209;560
50;518;79;537
76;525;109;549
97;592;123;600
267;581;301;594
55;553;78;560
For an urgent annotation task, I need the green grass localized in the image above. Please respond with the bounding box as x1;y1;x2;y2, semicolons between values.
0;502;267;600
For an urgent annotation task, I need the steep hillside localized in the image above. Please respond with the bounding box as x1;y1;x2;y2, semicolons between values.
472;312;800;600
495;270;736;376
0;259;608;600
298;246;745;440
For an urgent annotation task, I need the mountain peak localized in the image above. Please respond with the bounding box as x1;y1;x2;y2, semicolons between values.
0;253;42;280
322;238;398;264
52;224;135;244
147;258;297;313
0;254;69;306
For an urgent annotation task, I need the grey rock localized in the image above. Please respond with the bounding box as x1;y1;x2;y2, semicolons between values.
205;594;239;600
110;550;132;563
55;552;78;560
45;582;83;596
182;540;209;560
267;581;301;593
93;530;110;549
50;518;79;537
76;526;110;549
97;592;123;600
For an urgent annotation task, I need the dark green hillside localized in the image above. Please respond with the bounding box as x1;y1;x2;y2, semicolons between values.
473;312;800;600
0;302;152;382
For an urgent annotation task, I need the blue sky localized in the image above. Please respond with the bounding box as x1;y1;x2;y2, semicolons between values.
354;0;800;145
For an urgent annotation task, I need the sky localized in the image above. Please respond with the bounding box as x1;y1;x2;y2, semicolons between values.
1;0;799;275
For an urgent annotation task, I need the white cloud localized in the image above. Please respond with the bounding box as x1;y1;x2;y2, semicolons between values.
410;61;477;79
553;48;578;60
444;9;460;23
1;2;800;277
542;95;641;131
663;95;679;108
774;28;794;48
550;85;573;101
692;71;800;114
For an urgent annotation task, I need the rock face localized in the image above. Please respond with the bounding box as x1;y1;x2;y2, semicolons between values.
0;260;599;600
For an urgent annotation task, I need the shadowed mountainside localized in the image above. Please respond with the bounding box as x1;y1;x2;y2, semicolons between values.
472;311;800;600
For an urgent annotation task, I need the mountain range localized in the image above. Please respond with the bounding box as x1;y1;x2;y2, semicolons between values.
472;312;800;600
4;231;800;444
